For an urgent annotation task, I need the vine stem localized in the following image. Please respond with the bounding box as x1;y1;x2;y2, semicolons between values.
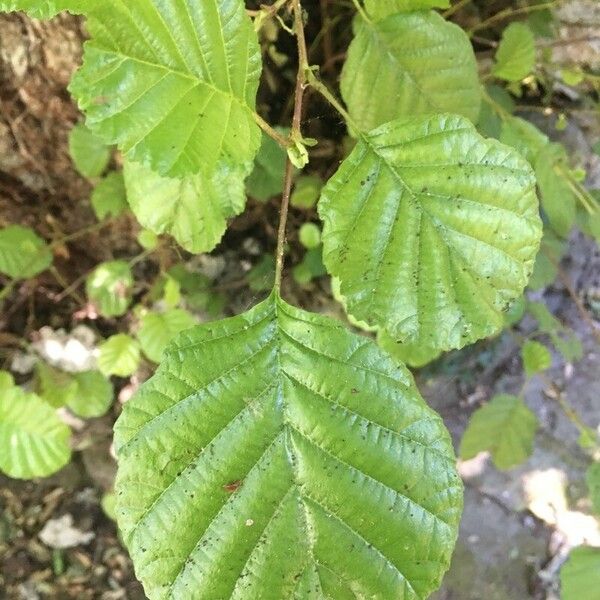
469;1;562;35
253;112;291;148
274;0;309;291
350;0;371;24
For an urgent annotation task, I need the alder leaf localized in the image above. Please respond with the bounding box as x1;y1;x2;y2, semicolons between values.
115;293;462;600
137;309;196;363
0;225;53;280
378;331;441;369
124;160;247;254
0;386;71;479
492;22;536;82
319;114;542;353
340;11;480;132
364;0;450;20
69;0;262;178
86;260;133;318
460;394;538;470
560;546;600;600
246;132;288;202
521;340;552;377
98;334;141;378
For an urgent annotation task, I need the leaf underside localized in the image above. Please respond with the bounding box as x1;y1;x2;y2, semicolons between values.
341;11;481;132
319;114;542;353
68;0;262;178
115;293;462;600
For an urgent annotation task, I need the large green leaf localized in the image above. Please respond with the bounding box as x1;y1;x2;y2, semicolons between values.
0;0;84;17
319;114;542;352
364;0;450;20
560;546;600;600
115;293;462;600
0;225;53;279
0;386;71;479
124;159;246;254
460;394;538;470
69;0;262;178
340;11;480;132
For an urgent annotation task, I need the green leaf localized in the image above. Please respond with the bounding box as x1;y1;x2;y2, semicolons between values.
246;132;288;202
137;309;196;363
0;386;71;479
114;293;462;600
0;0;84;18
124;159;247;254
91;171;127;220
319;114;542;353
586;462;600;515
101;492;117;520
137;229;160;251
460;394;538;470
340;11;480;132
521;340;552;377
378;330;441;369
69;0;262;178
86;260;133;318
561;546;600;600
527;301;561;334
535;144;577;237
0;225;53;279
499;116;549;163
528;232;565;291
67;371;114;418
364;0;450;20
492;22;536;82
68;122;111;178
291;174;323;210
98;334;141;378
299;223;321;249
36;362;77;408
551;330;583;363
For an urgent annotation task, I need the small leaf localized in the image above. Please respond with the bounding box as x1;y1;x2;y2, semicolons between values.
341;11;480;132
86;260;133;318
528;232;565;291
527;301;561;334
0;370;14;390
0;386;71;479
69;0;262;178
124;160;247;254
91;171;127;220
319;114;542;353
36;362;78;408
493;22;536;82
560;546;600;600
521;340;552;377
551;331;583;363
460;394;538;470
298;223;321;249
291;175;322;209
535;144;577;237
67;371;113;418
246;132;288;202
101;492;117;520
137;309;196;363
364;0;450;20
0;225;53;279
137;229;159;251
114;293;462;600
68;122;111;178
586;462;600;515
98;334;140;378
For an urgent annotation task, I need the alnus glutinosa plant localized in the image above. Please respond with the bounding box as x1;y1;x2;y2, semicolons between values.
0;0;545;598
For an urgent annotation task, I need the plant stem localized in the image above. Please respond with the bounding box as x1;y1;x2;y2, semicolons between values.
253;112;291;148
274;0;309;291
443;0;472;19
469;1;561;35
350;0;371;23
